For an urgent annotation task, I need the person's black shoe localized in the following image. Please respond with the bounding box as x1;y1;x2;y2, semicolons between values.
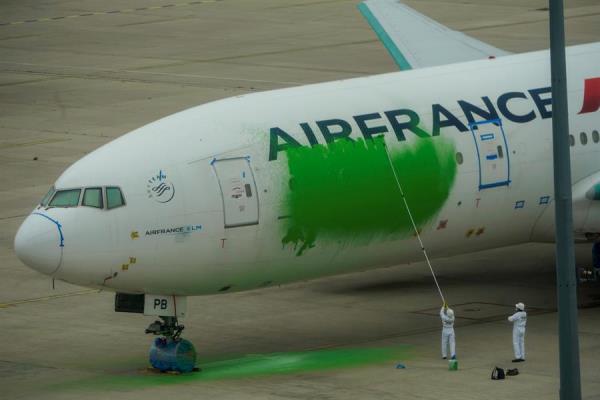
512;358;520;362
517;358;525;362
442;357;447;360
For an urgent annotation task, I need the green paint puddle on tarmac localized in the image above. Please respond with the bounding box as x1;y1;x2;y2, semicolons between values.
282;137;457;255
53;346;412;392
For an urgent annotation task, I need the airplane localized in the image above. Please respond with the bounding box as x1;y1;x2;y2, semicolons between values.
13;0;600;372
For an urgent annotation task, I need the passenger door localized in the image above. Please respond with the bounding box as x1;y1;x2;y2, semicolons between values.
212;157;259;228
469;119;511;190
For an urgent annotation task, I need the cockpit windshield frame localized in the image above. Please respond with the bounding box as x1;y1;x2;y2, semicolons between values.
40;186;56;207
106;186;126;210
48;188;82;208
82;187;104;209
41;186;125;210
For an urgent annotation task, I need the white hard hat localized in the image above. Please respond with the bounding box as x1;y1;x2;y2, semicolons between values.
516;302;525;311
447;309;454;318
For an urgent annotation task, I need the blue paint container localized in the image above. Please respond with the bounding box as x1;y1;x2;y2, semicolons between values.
149;337;196;373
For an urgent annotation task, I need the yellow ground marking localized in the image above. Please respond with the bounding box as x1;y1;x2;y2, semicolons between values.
466;228;475;238
1;1;222;26
130;231;139;239
0;289;100;308
122;264;129;271
129;257;137;264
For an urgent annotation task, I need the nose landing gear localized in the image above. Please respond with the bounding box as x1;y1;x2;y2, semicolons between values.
115;293;197;373
146;316;197;373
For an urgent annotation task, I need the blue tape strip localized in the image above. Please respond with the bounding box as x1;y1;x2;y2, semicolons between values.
32;212;64;247
357;3;412;71
479;180;511;190
469;118;503;129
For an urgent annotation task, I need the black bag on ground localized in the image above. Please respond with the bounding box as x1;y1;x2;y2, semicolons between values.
506;368;519;376
491;366;505;380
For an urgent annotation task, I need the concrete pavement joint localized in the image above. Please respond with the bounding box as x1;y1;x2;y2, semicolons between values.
0;289;100;308
0;62;304;86
0;0;222;27
0;214;28;221
0;138;71;149
462;11;600;32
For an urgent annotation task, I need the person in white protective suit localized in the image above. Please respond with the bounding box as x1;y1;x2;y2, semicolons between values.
508;302;527;362
440;305;456;360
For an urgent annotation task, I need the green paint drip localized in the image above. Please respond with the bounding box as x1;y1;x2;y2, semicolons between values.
282;137;456;255
51;346;411;392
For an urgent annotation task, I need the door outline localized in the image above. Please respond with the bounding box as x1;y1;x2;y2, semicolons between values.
211;156;260;228
469;118;511;190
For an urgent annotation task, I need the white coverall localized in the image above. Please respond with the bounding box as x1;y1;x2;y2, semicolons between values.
508;310;527;359
440;307;455;359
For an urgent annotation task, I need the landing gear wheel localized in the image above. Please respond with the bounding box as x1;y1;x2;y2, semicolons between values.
145;316;196;373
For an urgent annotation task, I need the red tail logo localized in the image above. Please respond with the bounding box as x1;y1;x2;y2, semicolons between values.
579;77;600;114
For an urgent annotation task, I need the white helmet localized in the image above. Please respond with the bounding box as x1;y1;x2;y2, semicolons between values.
447;309;454;318
516;302;525;311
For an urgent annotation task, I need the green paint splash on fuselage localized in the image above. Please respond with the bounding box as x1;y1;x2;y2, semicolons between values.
282;136;457;255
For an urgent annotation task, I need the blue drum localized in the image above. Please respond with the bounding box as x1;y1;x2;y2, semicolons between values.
149;337;196;373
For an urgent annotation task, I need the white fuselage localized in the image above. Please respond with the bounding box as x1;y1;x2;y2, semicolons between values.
14;43;600;296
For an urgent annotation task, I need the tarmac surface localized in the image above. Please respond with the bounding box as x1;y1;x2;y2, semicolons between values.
1;0;600;399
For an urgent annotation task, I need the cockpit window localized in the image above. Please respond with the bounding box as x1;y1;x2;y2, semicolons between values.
49;189;81;207
82;188;103;208
40;186;56;207
106;187;125;209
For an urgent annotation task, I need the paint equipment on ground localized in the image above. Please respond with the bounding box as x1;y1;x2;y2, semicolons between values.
149;337;196;373
383;143;447;305
491;366;505;380
448;359;458;371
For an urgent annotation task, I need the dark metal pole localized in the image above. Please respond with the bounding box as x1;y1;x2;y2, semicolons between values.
549;0;582;399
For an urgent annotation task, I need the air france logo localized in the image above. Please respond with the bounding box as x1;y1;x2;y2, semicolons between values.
266;85;557;161
579;77;600;114
263;78;600;161
147;170;175;203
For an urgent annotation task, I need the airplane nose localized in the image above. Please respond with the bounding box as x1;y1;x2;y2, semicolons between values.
14;213;63;276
